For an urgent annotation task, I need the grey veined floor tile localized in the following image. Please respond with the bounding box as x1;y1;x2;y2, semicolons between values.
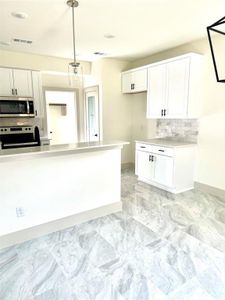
1;169;225;299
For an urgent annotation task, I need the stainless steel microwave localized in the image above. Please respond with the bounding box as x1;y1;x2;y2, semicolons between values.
0;97;35;117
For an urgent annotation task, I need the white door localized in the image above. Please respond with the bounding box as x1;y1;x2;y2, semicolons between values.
147;64;166;118
166;58;189;118
122;72;133;93
85;86;100;142
153;154;174;187
0;68;14;96
13;69;33;97
136;151;154;180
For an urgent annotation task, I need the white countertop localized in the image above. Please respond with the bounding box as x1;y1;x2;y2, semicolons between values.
136;138;196;148
0;140;129;160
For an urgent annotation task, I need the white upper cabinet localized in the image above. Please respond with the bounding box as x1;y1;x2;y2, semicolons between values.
146;53;202;119
32;71;44;118
122;68;147;93
166;58;189;118
13;69;33;97
147;64;166;118
0;68;14;96
0;67;33;97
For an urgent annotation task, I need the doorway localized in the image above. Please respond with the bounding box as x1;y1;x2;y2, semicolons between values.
84;86;100;142
45;90;78;145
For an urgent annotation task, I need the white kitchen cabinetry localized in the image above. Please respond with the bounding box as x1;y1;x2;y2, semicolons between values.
147;53;202;119
146;64;166;118
136;150;154;180
122;68;147;93
153;154;174;187
0;68;14;96
0;67;33;97
135;141;196;193
32;71;44;118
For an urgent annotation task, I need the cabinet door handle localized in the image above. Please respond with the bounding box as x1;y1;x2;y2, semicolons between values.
12;89;14;95
164;109;166;116
140;146;146;148
149;155;154;162
161;109;163;117
15;89;18;95
158;149;165;152
131;83;135;90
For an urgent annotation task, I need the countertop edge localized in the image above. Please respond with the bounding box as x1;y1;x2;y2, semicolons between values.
135;139;197;148
0;141;130;160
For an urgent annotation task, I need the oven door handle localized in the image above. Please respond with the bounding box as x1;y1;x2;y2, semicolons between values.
3;142;38;147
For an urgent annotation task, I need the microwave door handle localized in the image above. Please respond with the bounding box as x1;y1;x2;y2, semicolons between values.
26;101;30;114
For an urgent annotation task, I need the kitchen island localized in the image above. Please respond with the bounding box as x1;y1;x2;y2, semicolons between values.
0;141;128;249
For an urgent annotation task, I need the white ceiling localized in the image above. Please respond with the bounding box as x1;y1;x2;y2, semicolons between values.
0;0;224;61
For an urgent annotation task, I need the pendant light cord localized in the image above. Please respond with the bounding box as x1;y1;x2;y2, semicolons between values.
72;5;77;64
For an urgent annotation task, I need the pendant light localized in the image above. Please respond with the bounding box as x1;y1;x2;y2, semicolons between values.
67;0;83;85
207;16;225;83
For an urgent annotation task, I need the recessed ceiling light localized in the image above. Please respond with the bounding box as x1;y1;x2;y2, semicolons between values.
11;12;28;19
0;41;11;46
104;34;115;39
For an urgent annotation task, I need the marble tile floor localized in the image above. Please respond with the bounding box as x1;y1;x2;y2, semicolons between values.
1;169;225;299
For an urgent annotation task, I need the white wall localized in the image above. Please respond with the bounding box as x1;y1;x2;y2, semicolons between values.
91;58;133;164
130;36;225;191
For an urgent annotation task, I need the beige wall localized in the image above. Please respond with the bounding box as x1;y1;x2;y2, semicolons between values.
1;41;225;191
91;58;132;163
0;49;91;140
130;36;225;190
130;92;156;161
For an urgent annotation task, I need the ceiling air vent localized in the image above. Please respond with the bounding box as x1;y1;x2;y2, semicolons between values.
93;52;106;56
13;38;32;44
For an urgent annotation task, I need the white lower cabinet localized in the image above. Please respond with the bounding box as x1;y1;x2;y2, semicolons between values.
153;154;174;187
135;142;196;193
136;151;154;180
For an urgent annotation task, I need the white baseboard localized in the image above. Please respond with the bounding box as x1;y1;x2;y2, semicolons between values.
194;182;225;199
0;202;122;250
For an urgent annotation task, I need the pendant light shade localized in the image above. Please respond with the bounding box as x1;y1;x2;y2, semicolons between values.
207;16;225;83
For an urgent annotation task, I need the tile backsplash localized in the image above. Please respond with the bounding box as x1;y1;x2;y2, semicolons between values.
156;119;199;142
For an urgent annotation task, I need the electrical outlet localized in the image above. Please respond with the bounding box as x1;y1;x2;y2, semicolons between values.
16;207;25;218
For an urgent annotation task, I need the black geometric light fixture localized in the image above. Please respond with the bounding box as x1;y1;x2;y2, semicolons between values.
207;16;225;83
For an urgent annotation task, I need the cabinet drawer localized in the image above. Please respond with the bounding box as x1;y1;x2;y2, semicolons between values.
136;143;152;152
151;145;174;157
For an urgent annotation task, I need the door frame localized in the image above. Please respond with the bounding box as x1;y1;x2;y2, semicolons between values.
84;85;101;142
